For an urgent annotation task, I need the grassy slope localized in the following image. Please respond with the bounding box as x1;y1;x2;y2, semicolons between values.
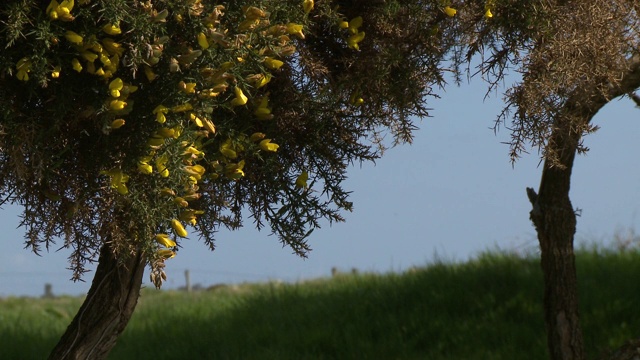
1;249;639;359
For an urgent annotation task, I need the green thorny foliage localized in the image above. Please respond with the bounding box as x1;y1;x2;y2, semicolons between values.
4;0;637;288
0;0;458;287
450;0;640;165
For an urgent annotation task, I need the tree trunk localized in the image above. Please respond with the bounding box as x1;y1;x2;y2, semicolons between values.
525;55;640;360
527;128;585;359
48;243;145;360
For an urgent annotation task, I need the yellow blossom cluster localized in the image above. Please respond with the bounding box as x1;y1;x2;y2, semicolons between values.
339;16;365;50
10;0;350;288
442;3;494;19
130;3;305;266
484;0;495;18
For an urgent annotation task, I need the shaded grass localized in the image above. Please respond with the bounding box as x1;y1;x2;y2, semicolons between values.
0;295;82;358
2;249;639;359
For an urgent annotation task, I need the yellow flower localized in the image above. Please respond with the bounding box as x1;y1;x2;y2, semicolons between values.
184;164;206;180
303;0;314;14
202;118;216;134
189;113;204;127
98;68;110;78
160;187;176;197
79;51;98;63
179;81;197;94
110;119;125;129
286;23;305;39
46;0;60;19
295;171;308;189
102;169;129;195
230;87;248;106
254;95;273;120
257;73;272;88
144;65;157;82
156;155;169;177
138;161;153;174
347;31;365;50
16;70;29;81
219;139;238;159
225;160;245;180
183;146;204;158
71;58;83;72
484;8;493;18
102;23;122;35
51;66;61;78
259;139;279;152
16;58;31;81
339;20;349;29
174;196;189;207
250;132;266;142
156;234;177;248
102;38;124;57
157;249;176;259
109;78;124;98
197;32;209;49
179;209;203;225
109;99;127;111
147;135;164;147
171;219;188;238
239;17;260;31
444;6;457;17
172;103;194;112
117;183;128;195
349;90;364;106
153;105;169;123
172;125;182;138
64;30;83;45
89;39;103;53
182;193;202;201
122;84;138;95
173;196;189;207
264;57;284;70
156;127;175;138
47;0;75;21
244;6;266;20
348;16;363;34
99;53;111;67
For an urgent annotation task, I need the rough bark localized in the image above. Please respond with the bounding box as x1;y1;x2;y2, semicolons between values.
524;54;640;360
527;123;585;360
48;243;145;360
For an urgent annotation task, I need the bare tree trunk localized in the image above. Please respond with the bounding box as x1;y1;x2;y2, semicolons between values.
527;127;585;360
525;56;640;360
48;243;145;360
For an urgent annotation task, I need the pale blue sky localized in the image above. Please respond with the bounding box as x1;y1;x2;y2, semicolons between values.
1;78;639;297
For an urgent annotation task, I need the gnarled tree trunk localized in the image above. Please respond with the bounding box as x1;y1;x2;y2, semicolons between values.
527;118;585;360
527;148;584;359
48;243;145;360
526;56;640;360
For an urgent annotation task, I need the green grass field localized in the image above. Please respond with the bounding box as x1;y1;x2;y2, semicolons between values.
2;248;639;359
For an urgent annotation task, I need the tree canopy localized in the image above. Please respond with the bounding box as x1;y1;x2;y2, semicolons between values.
0;0;457;287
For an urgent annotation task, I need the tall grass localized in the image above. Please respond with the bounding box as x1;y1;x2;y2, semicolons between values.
1;249;639;359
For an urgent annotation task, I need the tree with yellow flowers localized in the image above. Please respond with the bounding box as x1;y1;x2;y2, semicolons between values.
0;0;457;358
3;0;640;359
